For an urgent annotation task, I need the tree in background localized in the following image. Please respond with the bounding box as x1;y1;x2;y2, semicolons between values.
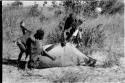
52;1;57;8
63;0;83;14
29;2;40;17
11;1;23;7
98;0;124;15
43;1;47;6
9;1;23;9
63;0;124;17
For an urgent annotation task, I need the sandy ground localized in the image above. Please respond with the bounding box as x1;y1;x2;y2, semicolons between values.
2;42;125;83
2;64;125;83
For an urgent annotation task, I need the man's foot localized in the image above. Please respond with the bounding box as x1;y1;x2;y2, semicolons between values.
17;60;21;69
88;58;96;67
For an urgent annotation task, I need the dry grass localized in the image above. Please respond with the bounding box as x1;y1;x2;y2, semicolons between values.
2;65;125;83
82;14;124;67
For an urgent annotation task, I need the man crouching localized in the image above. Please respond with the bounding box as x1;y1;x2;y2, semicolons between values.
16;28;55;69
25;29;56;69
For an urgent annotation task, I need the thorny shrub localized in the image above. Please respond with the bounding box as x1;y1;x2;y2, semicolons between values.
46;28;62;44
39;15;49;22
81;24;105;50
54;10;63;17
99;0;124;15
63;0;124;17
63;0;83;14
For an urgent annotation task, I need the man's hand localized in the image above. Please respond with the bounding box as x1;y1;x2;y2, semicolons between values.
30;35;36;42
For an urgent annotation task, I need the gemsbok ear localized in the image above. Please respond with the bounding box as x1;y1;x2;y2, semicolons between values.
97;24;103;28
76;19;83;27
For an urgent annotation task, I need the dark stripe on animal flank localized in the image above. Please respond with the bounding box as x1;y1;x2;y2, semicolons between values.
45;44;56;52
42;50;55;61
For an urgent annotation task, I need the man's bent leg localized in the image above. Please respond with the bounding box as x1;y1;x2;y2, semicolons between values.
18;51;24;62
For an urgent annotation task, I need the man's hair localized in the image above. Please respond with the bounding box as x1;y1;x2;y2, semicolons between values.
34;29;44;40
69;13;73;17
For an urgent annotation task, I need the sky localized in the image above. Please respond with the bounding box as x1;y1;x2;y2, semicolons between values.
2;1;62;7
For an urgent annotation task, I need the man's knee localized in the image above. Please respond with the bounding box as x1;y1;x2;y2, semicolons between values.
17;39;26;51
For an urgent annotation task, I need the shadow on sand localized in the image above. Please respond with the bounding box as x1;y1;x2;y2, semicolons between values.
2;58;27;70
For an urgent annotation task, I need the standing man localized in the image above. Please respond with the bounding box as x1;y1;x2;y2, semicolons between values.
61;13;76;46
26;29;56;69
61;13;83;46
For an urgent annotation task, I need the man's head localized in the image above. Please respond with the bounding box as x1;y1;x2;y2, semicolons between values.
34;29;44;40
69;13;73;17
69;13;76;18
77;19;83;27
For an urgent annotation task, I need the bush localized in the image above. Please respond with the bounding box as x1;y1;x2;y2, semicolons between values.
99;0;124;15
52;1;57;8
11;1;23;7
28;4;40;17
46;28;62;44
90;49;121;68
54;10;63;17
82;0;98;18
39;15;49;22
46;16;66;44
63;0;83;14
63;0;124;17
7;1;23;10
103;52;120;67
81;24;106;51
